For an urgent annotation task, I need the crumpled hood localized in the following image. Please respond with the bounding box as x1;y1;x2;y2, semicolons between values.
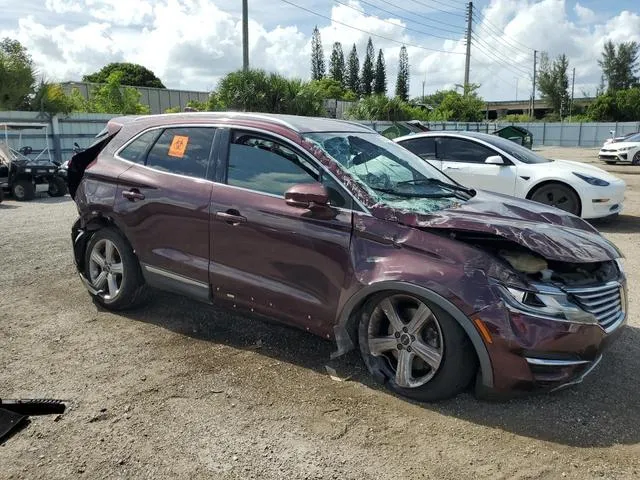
371;191;621;263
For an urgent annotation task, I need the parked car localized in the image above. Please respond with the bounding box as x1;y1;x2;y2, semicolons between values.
68;113;627;401
602;130;640;146
598;132;640;165
395;131;625;219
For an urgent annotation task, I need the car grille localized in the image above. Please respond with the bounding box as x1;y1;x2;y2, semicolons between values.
566;282;625;332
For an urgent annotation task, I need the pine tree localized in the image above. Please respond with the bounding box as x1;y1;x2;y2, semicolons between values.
346;44;360;95
310;26;326;80
329;42;345;87
395;45;409;101
360;38;375;96
373;49;386;95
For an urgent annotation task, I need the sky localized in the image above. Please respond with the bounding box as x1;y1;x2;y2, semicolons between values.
0;0;638;101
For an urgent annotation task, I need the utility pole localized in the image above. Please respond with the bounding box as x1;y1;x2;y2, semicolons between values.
515;77;519;101
242;0;249;71
531;50;537;118
569;67;576;121
463;2;473;92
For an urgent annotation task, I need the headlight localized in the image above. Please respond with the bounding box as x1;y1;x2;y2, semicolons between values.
24;168;31;173
573;172;609;186
617;146;631;152
497;284;597;324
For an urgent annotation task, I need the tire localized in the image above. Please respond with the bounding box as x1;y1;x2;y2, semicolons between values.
47;177;68;197
358;292;477;402
529;182;581;216
632;152;640;166
84;227;148;310
12;180;35;201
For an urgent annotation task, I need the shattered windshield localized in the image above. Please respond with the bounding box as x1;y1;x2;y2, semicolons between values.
304;132;474;211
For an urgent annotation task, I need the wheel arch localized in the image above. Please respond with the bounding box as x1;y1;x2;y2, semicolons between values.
332;281;494;388
72;214;133;274
526;179;583;217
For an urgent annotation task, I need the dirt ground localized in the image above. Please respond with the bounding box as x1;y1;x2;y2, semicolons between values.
1;146;639;480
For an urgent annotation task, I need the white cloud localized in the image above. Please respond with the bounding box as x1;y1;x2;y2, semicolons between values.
1;0;639;100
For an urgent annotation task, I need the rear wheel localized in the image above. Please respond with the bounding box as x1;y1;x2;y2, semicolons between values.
358;292;477;401
529;182;581;216
47;177;67;197
84;228;148;310
632;152;640;166
12;180;35;201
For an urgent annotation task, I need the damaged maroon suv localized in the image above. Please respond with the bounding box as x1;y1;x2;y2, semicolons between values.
68;113;627;401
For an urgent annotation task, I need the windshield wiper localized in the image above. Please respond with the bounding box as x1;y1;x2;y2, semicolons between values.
397;178;475;195
370;187;457;199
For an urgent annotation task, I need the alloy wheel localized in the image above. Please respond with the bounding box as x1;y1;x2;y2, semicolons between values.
530;184;579;215
367;294;444;388
633;152;640;166
88;239;124;300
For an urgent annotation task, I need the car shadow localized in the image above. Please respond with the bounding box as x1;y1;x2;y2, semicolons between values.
116;291;640;449
591;214;640;234
0;203;19;209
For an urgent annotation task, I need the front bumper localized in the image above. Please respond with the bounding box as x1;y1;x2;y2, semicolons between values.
476;282;627;396
580;181;626;219
599;151;630;162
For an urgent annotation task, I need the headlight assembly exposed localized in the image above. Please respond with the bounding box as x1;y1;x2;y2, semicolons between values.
497;284;597;324
572;172;610;187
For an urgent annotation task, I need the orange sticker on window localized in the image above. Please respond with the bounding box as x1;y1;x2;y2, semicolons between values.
168;135;189;158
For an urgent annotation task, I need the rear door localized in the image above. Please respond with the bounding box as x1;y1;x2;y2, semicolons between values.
437;136;517;195
209;129;354;336
398;136;442;170
113;126;217;301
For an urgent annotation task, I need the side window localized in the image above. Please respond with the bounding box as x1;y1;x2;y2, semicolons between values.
118;129;162;164
439;138;499;164
401;137;436;160
227;132;353;208
145;127;216;179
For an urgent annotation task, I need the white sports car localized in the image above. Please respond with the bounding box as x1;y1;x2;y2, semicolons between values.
395;131;625;219
598;132;640;165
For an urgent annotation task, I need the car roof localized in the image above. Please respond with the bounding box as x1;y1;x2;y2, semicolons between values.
394;130;498;142
109;112;375;134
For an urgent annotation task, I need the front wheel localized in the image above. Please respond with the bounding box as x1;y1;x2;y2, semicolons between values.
529;182;581;216
84;228;148;310
632;152;640;166
48;176;68;197
358;292;477;401
12;180;35;201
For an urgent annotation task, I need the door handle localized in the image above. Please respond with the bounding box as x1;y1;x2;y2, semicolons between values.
215;210;247;225
444;166;461;170
122;189;145;201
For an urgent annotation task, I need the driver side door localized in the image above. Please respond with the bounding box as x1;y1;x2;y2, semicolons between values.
436;137;517;195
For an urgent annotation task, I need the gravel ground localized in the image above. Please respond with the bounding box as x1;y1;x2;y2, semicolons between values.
1;147;639;479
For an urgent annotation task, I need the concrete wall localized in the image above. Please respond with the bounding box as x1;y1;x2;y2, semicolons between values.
2;111;639;166
59;82;210;115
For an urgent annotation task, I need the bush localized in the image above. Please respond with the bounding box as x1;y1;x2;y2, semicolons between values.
346;95;430;121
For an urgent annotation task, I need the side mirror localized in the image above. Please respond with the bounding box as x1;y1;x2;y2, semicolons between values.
284;183;330;210
485;155;505;165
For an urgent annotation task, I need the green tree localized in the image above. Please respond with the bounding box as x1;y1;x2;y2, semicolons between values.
89;71;150;114
587;87;640;121
360;38;375;96
395;46;409;101
329;42;345;87
346;94;429;121
598;40;639;92
308;78;345;100
373;49;387;95
346;44;360;96
31;81;79;115
0;38;35;110
310;26;326;81
431;84;484;121
537;52;570;116
83;62;165;88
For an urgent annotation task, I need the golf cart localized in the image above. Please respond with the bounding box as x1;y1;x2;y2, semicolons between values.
0;123;67;201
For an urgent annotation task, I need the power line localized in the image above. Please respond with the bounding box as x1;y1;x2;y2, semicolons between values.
370;0;466;31
332;0;462;41
471;34;532;77
471;11;534;54
473;22;534;60
405;0;467;18
279;0;466;55
472;33;532;73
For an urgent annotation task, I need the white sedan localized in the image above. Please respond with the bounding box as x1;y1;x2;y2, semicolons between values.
598;132;640;165
394;131;625;219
